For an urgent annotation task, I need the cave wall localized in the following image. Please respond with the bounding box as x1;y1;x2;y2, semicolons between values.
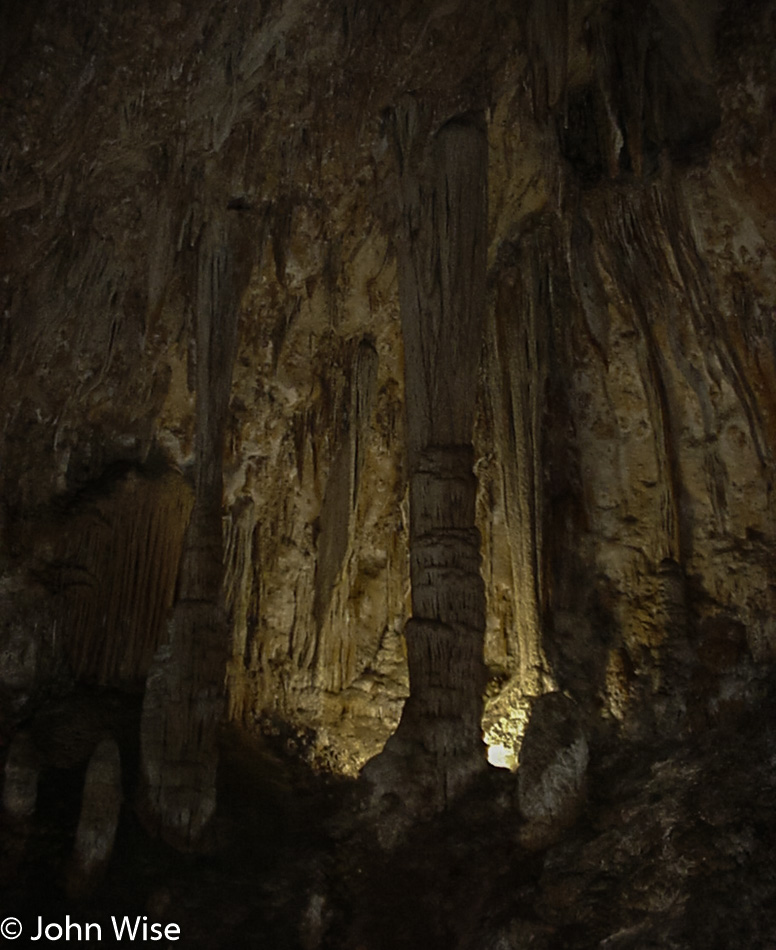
1;0;775;774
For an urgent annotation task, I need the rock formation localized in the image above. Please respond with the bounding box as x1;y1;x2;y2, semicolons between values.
2;731;38;820
66;736;122;898
139;204;255;847
517;692;589;849
363;103;490;805
0;0;776;943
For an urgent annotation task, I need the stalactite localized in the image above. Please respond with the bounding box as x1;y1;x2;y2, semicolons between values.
352;338;378;510
553;1;720;184
364;104;488;806
590;178;770;565
223;492;260;720
312;336;378;691
487;225;554;691
479;219;561;766
58;469;194;686
541;161;776;727
526;0;569;121
664;194;773;468
594;186;687;565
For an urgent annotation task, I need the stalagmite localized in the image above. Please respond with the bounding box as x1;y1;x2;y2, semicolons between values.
517;692;588;849
2;731;39;819
364;104;489;806
66;737;122;899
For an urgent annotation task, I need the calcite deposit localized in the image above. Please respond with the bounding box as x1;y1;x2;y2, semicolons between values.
1;0;776;945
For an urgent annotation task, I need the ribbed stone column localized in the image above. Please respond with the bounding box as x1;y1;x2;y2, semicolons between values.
404;445;486;759
364;104;488;806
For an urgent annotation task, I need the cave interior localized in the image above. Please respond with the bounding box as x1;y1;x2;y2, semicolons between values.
1;0;776;947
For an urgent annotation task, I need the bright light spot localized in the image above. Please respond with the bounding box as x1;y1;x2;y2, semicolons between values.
483;693;532;771
486;743;517;770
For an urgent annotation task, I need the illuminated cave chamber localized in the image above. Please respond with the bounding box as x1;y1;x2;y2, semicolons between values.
1;0;776;940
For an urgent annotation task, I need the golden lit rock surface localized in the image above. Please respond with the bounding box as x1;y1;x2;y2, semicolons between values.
4;0;774;771
1;0;776;942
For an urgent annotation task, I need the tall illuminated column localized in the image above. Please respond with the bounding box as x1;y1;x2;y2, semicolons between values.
367;102;489;806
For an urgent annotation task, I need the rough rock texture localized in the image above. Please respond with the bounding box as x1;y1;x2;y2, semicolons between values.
138;204;255;846
363;107;489;804
517;692;589;848
0;0;775;941
55;466;194;686
3;0;773;772
66;736;122;898
2;731;39;820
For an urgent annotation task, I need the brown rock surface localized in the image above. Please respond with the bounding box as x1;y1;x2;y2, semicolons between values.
0;0;775;942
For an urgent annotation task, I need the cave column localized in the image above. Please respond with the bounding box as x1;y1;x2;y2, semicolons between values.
139;204;244;849
368;103;489;803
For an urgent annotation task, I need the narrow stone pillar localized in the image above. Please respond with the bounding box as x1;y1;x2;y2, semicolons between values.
139;205;247;848
364;104;489;806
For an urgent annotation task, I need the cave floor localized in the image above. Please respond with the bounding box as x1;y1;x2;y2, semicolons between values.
2;686;776;949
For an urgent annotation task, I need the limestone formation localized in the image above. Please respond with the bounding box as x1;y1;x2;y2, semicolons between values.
139;206;255;848
55;468;193;686
516;692;589;849
2;731;39;820
0;0;775;941
363;106;490;805
66;737;122;899
1;0;769;783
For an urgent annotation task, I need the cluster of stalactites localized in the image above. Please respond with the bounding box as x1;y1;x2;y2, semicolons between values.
57;470;193;687
526;0;720;182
